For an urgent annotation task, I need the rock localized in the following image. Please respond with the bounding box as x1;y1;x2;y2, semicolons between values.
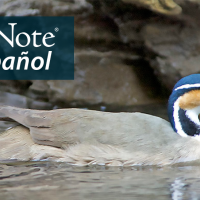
121;0;182;15
27;50;162;107
27;80;49;101
0;91;52;109
2;0;195;109
140;18;200;90
86;0;200;91
74;14;119;46
0;0;92;16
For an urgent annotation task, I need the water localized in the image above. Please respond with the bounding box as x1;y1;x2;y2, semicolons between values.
0;162;200;200
0;104;199;200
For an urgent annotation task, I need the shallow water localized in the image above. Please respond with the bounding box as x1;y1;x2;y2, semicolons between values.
0;104;199;200
0;161;200;200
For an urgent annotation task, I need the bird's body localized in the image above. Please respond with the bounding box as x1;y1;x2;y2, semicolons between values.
1;74;200;166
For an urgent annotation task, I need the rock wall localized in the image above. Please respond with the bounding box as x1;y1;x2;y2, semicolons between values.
0;0;199;113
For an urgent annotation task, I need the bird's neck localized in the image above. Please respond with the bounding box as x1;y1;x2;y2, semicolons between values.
185;106;200;126
173;99;200;138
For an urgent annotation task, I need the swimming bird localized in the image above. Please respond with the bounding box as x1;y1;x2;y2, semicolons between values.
1;74;200;166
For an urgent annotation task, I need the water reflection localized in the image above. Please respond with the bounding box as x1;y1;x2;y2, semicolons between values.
170;178;186;200
0;162;200;200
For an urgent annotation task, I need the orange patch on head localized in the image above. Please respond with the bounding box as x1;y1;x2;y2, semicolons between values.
179;90;200;109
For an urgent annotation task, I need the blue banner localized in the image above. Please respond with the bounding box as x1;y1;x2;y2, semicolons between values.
0;16;74;80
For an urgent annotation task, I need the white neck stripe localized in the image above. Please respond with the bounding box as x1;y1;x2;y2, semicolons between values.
175;83;200;91
173;98;188;137
185;106;200;126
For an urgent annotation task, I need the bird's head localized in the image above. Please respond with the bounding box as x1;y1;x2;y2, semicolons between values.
168;74;200;139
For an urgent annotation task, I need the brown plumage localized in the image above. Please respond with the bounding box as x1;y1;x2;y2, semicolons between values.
179;90;200;110
0;106;200;166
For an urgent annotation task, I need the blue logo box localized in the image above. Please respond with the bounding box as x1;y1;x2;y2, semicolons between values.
0;16;74;80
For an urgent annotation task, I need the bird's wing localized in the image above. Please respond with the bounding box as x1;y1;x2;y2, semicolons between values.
0;106;83;147
0;106;134;149
0;106;53;128
0;106;178;154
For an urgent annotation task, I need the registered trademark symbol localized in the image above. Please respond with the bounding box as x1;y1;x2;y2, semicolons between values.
54;27;59;32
